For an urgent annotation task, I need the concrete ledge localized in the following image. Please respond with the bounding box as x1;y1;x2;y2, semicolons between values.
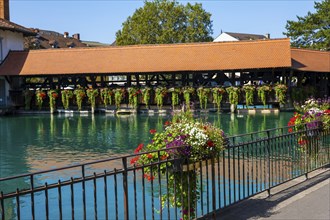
237;108;279;114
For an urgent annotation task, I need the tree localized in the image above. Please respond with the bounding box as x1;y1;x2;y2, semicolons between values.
115;0;213;45
284;0;330;51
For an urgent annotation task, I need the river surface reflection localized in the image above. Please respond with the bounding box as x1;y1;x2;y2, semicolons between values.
0;112;292;178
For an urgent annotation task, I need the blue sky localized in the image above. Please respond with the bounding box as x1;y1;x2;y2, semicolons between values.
10;0;320;44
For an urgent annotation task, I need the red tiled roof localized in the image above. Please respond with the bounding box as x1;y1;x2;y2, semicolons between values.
0;39;292;76
0;18;35;36
291;48;330;73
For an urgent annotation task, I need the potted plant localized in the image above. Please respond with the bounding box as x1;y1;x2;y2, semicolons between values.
212;87;226;112
47;90;59;113
168;87;181;110
23;89;34;110
74;88;86;111
130;111;226;220
35;90;46;110
155;87;167;110
141;87;152;109
182;87;195;110
197;87;210;110
61;89;73;110
86;88;99;113
226;87;240;113
127;87;141;109
242;85;255;109
100;88;114;108
114;88;126;110
257;85;271;107
274;83;288;106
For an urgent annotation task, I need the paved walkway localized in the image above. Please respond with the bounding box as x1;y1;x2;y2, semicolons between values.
211;169;330;220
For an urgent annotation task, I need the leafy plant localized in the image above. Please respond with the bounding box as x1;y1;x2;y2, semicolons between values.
212;87;225;112
74;88;86;111
114;88;126;109
47;90;59;110
155;87;167;110
61;90;73;110
182;87;195;110
226;87;240;107
100;88;114;107
23;89;34;110
168;87;181;109
274;84;288;105
86;88;99;109
197;87;210;109
35;90;46;110
242;85;255;108
127;87;141;109
141;87;152;109
257;85;271;106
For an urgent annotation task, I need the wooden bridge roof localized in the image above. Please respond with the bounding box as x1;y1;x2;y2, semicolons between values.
0;38;307;76
291;48;330;73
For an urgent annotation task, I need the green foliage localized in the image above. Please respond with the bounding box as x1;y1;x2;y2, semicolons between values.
86;88;99;109
47;90;59;110
61;90;73;110
243;85;255;108
127;87;141;109
23;90;34;110
114;88;126;109
100;88;114;107
74;88;86;111
226;87;240;106
168;87;181;109
197;87;210;109
212;87;225;112
35;90;46;110
257;85;271;106
116;0;213;45
284;0;330;50
141;87;152;109
182;87;195;110
155;87;167;110
274;84;288;105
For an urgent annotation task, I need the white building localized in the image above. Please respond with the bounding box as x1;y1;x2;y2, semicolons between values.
213;32;270;42
0;0;35;108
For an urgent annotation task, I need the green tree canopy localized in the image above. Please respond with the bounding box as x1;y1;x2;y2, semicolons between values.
284;0;330;51
115;0;213;45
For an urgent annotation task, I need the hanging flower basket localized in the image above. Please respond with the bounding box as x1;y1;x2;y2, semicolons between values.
35;90;47;110
242;85;255;108
141;87;152;109
100;88;114;108
154;87;167;110
257;85;271;107
74;88;86;111
182;87;195;110
274;83;287;105
86;88;99;113
114;88;126;109
127;87;141;109
61;90;73;110
197;87;211;110
212;87;226;112
168;87;181;110
47;90;59;113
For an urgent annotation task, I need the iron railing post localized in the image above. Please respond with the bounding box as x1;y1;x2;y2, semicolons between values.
122;157;129;220
211;156;216;219
266;130;271;197
30;174;35;220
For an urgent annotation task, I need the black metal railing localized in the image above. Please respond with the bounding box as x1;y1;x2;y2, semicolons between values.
0;125;329;220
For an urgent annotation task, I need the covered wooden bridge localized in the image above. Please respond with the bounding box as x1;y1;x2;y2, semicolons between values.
0;38;329;108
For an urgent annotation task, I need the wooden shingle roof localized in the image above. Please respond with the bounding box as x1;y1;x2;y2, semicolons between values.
0;38;292;76
291;48;330;73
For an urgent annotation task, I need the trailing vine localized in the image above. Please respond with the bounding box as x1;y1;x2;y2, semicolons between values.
141;87;152;109
168;87;181;109
100;88;114;107
182;87;195;110
154;87;167;110
23;89;34;110
197;87;211;109
114;88;126;109
47;90;59;110
127;87;141;109
257;85;271;106
74;88;86;111
274;83;288;105
226;86;240;107
86;88;99;109
212;87;226;112
242;85;255;108
35;90;46;110
61;90;73;110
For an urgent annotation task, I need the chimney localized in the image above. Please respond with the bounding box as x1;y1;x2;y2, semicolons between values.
64;32;69;38
265;33;270;39
0;0;10;20
72;33;80;40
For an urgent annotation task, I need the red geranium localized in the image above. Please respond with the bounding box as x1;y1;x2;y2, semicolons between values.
206;140;214;147
150;129;157;134
130;156;140;165
134;143;144;153
147;153;153;159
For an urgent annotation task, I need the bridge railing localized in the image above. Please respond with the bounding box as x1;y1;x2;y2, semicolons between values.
1;124;329;220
